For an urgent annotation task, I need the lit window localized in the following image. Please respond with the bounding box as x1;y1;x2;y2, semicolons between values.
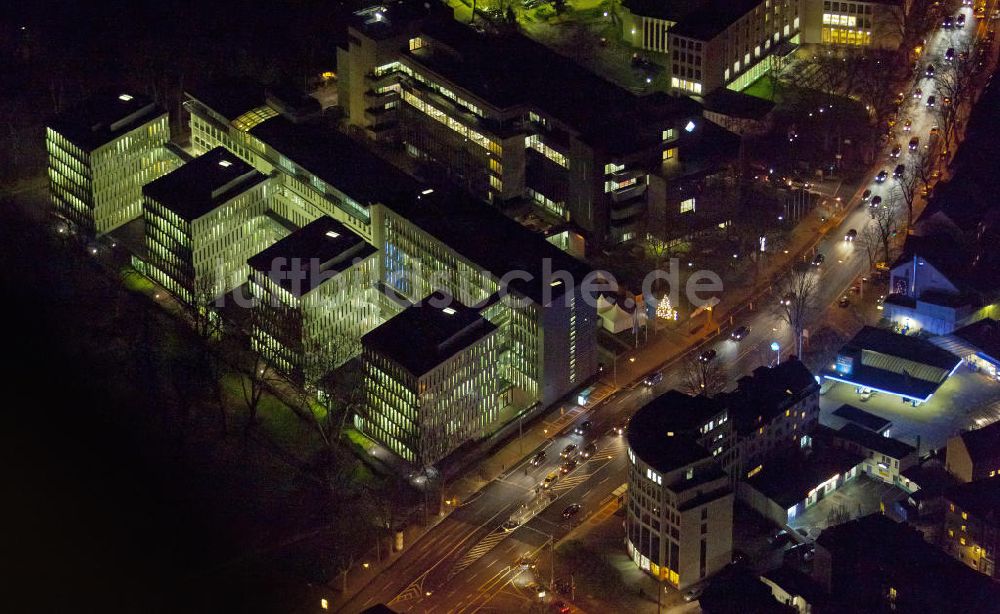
949;529;955;537
663;147;677;161
961;537;967;545
963;512;968;520
409;37;424;51
680;198;695;213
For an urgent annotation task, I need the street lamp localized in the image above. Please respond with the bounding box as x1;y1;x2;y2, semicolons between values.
771;341;781;365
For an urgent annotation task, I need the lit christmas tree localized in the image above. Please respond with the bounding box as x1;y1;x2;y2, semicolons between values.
656;295;678;320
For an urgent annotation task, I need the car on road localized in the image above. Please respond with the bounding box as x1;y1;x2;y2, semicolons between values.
876;169;888;183
643;371;663;387
894;164;906;179
903;118;913;132
943;15;954;28
560;443;577;458
957;13;966;28
861;188;872;202
845;228;857;241
838;296;850;308
517;554;537;570
925;63;936;78
550;601;571;614
698;349;718;363
542;470;560;488
909;136;920;151
531;451;547;466
573;421;593;435
912;87;922;99
562;503;582;519
683;586;704;602
871;195;883;208
560;458;578;474
731;325;751;341
502;519;520;532
890;144;902;158
613;418;629;435
581;442;597;459
930;125;940;135
812;253;825;266
945;47;956;61
926;95;936;108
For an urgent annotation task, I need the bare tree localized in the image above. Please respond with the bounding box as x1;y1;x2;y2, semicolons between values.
776;262;818;358
868;192;902;265
893;163;921;231
681;354;726;397
240;357;275;433
933;37;979;157
190;272;224;341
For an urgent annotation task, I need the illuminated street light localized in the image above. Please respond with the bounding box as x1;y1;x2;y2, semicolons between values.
771;341;781;365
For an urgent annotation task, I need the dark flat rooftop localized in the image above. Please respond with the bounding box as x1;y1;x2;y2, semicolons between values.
383;188;592;306
361;291;498;378
745;447;864;508
669;0;761;41
621;0;692;22
953;318;1000;361
832;404;891;432
959;420;1000;465
250;116;420;210
835;424;915;460
185;78;268;123
702;88;776;120
724;359;819;435
626;430;710;475
142;147;267;222
626;390;723;473
49;91;165;152
248;216;376;297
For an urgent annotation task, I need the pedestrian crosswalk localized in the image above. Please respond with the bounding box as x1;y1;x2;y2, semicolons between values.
447;529;509;580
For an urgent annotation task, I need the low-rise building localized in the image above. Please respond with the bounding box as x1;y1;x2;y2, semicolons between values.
625;394;734;589
357;292;502;466
946;420;1000;483
942;477;1000;579
248;216;385;383
813;514;1000;612
141;147;278;303
829;423;916;486
760;566;825;613
821;326;962;406
47;91;178;235
933;318;1000;381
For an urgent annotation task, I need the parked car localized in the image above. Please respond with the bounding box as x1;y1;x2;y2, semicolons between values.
909;136;920;151
531;451;547;466
502;519;520;532
731;325;751;341
770;530;793;548
643;371;663;387
957;13;966;28
698;349;717;363
926;95;936;108
838;296;850;308
876;169;889;183
562;503;582;519
560;444;577;458
573;421;592;435
845;228;857;241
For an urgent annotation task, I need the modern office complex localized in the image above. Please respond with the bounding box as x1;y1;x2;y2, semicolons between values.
800;0;909;49
625;394;734;589
338;4;732;247
248;216;385;383
358;292;502;465
142;147;276;303
46;91;178;235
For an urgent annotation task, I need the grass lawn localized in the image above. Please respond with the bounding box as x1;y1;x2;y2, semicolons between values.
744;75;782;102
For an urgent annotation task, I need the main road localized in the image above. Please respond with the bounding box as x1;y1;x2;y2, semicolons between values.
341;7;990;613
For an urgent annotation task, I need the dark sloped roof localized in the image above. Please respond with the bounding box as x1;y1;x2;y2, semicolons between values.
250;116;420;208
945;476;1000;521
142;147;267;221
248;216;376;297
959;421;1000;465
701;566;795;614
361;291;497;378
49;91;165;152
724;359;819;435
848;326;961;371
836;424;915;459
832;404;891;432
761;566;825;604
953;318;1000;361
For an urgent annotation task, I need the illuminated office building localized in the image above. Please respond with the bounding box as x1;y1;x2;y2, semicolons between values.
46;92;177;235
248;216;385;383
358;292;502;466
801;0;909;49
142;147;278;303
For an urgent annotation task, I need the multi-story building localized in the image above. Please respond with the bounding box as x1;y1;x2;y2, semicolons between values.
338;6;720;247
141;146;278;303
946;420;1000;483
813;514;1000;612
800;0;909;49
248;216;385;383
625;394;734;589
723;359;820;481
47;91;178;235
666;0;803;95
358;291;501;466
942;477;1000;579
829;423;916;485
